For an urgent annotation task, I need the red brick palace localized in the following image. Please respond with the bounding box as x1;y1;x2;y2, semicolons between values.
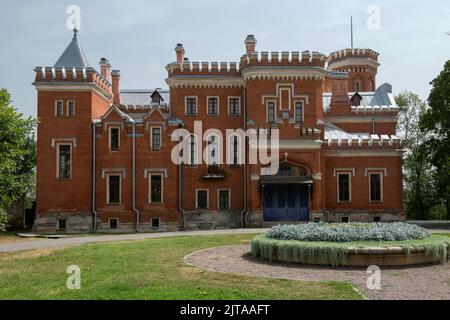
33;29;404;232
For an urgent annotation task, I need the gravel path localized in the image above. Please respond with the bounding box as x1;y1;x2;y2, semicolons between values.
184;244;450;300
0;229;267;253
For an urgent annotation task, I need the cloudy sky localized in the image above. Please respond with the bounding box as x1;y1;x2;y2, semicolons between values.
0;0;449;117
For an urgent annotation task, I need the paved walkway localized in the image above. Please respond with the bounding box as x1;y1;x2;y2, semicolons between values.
185;244;450;300
0;229;267;253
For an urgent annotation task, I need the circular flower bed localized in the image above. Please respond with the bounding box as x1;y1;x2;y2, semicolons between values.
251;223;450;267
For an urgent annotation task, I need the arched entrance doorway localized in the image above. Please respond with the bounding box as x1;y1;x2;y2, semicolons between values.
261;163;312;221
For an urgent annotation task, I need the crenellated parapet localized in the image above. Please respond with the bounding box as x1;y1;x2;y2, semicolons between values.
33;66;112;96
165;61;240;76
240;51;328;69
327;48;379;66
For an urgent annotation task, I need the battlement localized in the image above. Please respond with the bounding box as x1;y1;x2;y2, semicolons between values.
328;48;379;65
240;51;328;68
34;66;112;93
166;61;240;76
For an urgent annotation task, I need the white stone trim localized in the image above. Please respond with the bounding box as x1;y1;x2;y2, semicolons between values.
333;168;356;177
365;168;388;176
102;168;127;179
227;96;241;115
150;125;162;151
108;125;121;151
143;168;169;178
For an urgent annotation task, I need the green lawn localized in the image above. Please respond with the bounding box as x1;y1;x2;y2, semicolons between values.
0;234;361;300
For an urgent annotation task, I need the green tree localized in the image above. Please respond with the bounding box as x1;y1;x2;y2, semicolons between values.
0;88;36;230
420;61;450;220
396;92;437;219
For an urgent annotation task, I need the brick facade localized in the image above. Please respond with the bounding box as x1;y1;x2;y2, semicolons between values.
32;31;405;232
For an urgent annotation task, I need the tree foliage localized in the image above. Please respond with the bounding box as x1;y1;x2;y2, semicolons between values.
396;92;437;219
0;88;36;230
420;61;450;220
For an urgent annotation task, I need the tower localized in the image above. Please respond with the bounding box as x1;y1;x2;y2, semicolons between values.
32;28;113;232
327;48;380;92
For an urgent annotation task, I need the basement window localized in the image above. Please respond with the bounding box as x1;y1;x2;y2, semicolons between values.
341;217;349;223
109;218;118;229
151;218;160;229
374;216;381;223
57;219;67;231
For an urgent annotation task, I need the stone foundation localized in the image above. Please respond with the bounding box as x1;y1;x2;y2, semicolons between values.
184;211;242;230
325;210;405;223
33;213;92;233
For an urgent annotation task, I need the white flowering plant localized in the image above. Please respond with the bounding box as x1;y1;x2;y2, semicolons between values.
266;222;430;242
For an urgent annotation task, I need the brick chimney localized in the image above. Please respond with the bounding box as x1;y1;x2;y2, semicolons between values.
175;43;185;63
111;70;121;105
244;35;257;54
99;58;111;82
329;72;350;111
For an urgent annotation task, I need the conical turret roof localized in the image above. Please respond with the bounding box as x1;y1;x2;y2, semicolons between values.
54;28;91;68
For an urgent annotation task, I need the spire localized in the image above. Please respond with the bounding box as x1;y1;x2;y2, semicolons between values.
53;28;91;68
351;16;354;49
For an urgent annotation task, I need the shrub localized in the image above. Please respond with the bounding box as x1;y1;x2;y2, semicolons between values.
0;208;8;232
266;222;430;242
251;234;450;266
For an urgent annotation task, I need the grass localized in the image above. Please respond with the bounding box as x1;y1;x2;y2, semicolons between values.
252;234;450;266
0;234;361;300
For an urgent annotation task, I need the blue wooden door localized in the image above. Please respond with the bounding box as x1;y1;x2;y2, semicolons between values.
263;186;309;221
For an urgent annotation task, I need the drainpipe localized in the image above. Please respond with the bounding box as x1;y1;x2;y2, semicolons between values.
240;89;248;228
177;125;186;230
91;122;98;233
178;162;186;230
132;123;140;232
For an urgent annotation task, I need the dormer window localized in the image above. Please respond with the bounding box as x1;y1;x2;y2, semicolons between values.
350;92;363;106
151;90;163;105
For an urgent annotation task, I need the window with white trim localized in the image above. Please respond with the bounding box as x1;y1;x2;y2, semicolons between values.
151;127;161;151
218;189;230;210
57;144;71;179
149;174;163;203
228;97;240;115
294;101;303;123
185;97;197;115
207;97;219;115
109;127;120;151
369;173;383;202
196;189;208;209
187;135;198;166
206;134;219;165
55;100;64;117
67;101;75;117
337;173;351;202
228;135;241;165
267;102;275;123
107;174;121;204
